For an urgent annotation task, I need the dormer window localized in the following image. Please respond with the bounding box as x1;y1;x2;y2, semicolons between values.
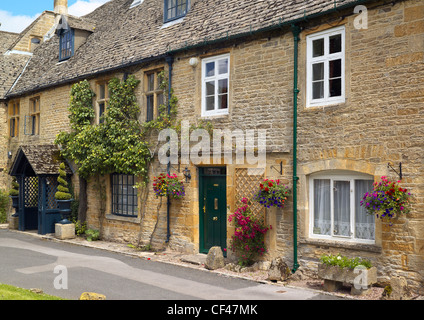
59;28;74;61
164;0;188;22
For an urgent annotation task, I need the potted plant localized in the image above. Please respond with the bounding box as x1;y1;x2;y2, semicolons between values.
255;179;291;208
360;176;411;225
9;177;19;209
318;254;377;295
152;173;185;199
55;162;73;224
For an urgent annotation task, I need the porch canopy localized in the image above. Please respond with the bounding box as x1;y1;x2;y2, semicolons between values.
9;144;72;234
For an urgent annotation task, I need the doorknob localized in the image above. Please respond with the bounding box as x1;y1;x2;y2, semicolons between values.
213;217;218;221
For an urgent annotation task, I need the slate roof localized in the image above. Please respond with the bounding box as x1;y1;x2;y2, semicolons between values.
10;144;72;176
0;31;31;99
6;0;374;98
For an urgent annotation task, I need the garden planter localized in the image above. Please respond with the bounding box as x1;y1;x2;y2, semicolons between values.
57;199;73;224
318;263;377;295
10;196;19;216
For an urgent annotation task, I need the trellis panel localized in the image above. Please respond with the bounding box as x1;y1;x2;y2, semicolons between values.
234;168;265;222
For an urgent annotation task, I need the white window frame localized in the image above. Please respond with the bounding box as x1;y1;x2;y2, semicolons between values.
309;171;375;244
306;26;345;107
201;54;230;117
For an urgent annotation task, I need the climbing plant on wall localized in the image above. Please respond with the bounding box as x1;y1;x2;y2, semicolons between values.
55;75;152;182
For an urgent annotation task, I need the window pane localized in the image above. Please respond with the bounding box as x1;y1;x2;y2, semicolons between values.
218;79;228;94
330;34;342;54
10;119;15;137
218;94;228;109
312;63;324;81
313;38;324;57
157;93;164;108
355;180;375;240
218;58;228;74
99;102;105;123
99;84;105;100
329;78;342;97
205;62;215;77
206;96;214;111
206;81;215;96
146;95;154;122
147;74;155;92
312;81;324;99
313;179;331;235
333;181;350;237
329;59;341;78
112;174;137;217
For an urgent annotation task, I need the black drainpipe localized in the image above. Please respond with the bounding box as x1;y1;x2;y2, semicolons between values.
165;55;174;243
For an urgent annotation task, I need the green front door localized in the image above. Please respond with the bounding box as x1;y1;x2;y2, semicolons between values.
199;167;227;254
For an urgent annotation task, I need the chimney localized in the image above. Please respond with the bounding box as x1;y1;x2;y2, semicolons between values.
54;0;68;15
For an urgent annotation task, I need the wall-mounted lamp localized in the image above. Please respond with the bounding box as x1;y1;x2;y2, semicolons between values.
183;167;191;183
189;57;199;67
7;151;12;159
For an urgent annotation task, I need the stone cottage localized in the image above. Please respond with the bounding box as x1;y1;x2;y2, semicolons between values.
1;0;423;293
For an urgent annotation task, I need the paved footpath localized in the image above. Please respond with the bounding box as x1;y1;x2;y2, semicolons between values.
0;226;344;302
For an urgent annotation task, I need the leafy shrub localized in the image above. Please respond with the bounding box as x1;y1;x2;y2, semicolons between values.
55;163;72;200
0;189;9;223
228;198;270;266
72;219;87;236
85;229;100;241
9;178;19;197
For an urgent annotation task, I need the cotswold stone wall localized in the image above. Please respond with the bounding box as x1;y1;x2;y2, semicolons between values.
296;0;424;293
4;0;422;294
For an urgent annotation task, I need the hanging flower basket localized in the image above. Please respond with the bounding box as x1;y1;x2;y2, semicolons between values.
153;173;185;199
254;179;291;208
360;176;411;224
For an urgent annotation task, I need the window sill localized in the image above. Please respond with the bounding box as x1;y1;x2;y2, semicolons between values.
300;237;382;253
105;214;140;224
161;17;185;29
201;112;229;120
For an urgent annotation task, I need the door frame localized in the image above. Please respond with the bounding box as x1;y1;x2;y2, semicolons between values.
199;167;227;254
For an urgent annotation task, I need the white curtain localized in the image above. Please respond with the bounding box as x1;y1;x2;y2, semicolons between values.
355;180;375;240
313;179;331;235
333;181;351;237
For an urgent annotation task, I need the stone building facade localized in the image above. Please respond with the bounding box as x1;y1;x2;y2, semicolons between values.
2;0;423;293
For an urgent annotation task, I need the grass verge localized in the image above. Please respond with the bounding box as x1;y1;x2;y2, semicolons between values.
0;283;65;300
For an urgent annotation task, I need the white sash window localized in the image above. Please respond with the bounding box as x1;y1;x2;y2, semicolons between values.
310;172;375;243
306;26;345;107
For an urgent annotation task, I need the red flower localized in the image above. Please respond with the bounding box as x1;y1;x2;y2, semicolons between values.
268;182;273;187
264;187;269;192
